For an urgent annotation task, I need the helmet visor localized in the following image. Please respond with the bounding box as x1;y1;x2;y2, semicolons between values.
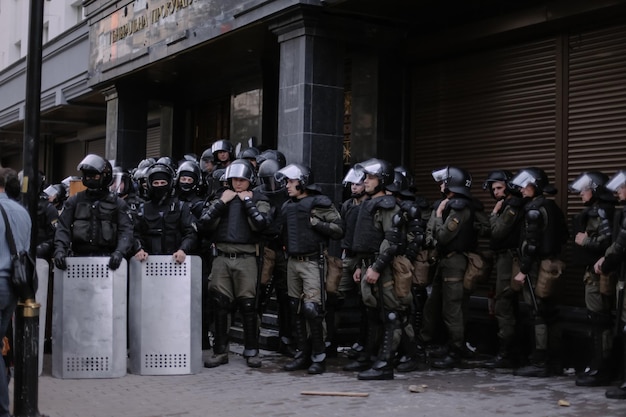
606;171;626;192
431;167;448;183
275;164;304;184
43;185;58;199
342;167;365;186
568;173;594;193
110;172;125;194
225;163;250;180
355;159;383;177
511;170;537;188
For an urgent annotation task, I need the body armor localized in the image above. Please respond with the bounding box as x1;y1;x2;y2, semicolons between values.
282;195;333;255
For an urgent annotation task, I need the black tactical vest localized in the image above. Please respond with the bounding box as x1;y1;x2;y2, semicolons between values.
340;198;361;250
524;196;567;257
489;196;525;251
283;195;332;255
213;194;260;244
352;195;396;254
139;198;184;255
72;192;119;254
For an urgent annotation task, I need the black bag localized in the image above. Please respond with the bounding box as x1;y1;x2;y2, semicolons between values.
0;204;36;297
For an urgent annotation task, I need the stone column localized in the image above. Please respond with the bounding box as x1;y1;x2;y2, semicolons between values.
271;9;344;202
103;85;148;170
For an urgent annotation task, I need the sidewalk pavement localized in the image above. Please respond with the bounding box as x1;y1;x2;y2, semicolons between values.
13;346;626;417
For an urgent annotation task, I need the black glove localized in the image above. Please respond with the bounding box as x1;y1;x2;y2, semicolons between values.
108;251;124;270
36;242;52;259
53;252;67;270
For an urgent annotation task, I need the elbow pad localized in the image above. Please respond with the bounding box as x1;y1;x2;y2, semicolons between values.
244;199;268;229
312;220;344;240
201;200;226;223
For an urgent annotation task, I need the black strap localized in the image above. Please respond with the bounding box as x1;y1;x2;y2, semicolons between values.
0;203;17;256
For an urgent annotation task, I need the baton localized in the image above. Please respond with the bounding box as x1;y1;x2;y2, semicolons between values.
526;274;539;313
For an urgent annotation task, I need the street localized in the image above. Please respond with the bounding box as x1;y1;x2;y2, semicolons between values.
19;345;626;417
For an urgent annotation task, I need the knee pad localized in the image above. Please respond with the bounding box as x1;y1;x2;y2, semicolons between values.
238;298;256;314
302;302;322;320
288;297;301;315
211;290;232;311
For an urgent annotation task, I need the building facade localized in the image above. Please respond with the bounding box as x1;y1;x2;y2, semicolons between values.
2;0;626;311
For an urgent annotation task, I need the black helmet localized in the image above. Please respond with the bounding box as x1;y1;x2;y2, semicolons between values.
110;166;132;197
569;171;614;203
258;159;284;192
156;156;177;174
237;147;260;161
224;159;256;188
511;167;551;195
386;170;414;198
432;166;472;197
256;149;287;169
147;162;174;201
394;166;415;190
275;163;320;193
354;158;394;194
176;160;202;193
211;139;235;161
482;169;518;198
77;154;113;190
200;148;215;173
568;171;608;193
606;170;626;193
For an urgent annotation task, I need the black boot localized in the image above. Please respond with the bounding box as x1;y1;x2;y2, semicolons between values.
484;339;514;369
358;311;399;380
396;317;427;373
324;294;340;358
514;349;548;377
284;298;311;371
344;309;379;372
304;302;326;375
346;301;369;360
204;292;231;368
432;344;462;369
606;334;626;399
240;298;262;368
411;285;428;335
276;291;296;357
577;313;611;386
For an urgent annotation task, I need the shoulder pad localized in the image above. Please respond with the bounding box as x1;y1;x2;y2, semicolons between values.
252;190;270;203
526;208;541;221
374;195;397;209
448;197;470;210
312;195;333;208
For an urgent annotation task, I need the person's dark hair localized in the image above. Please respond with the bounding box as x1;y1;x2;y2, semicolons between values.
0;167;20;199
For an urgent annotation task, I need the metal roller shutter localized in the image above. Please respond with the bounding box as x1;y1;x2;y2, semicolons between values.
146;125;161;159
411;37;558;212
565;24;626;303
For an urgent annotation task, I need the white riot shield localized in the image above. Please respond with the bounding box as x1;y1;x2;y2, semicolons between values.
128;255;202;375
35;258;49;376
52;257;127;379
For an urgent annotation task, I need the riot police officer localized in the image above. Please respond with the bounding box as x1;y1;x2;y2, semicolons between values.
133;162;197;264
176;160;205;220
348;159;412;380
511;167;568;377
199;159;271;368
211;139;235;170
274;163;344;375
53;154;134;271
482;170;526;369
569;171;616;386
594;170;626;399
254;153;295;357
338;166;369;369
420;166;481;369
